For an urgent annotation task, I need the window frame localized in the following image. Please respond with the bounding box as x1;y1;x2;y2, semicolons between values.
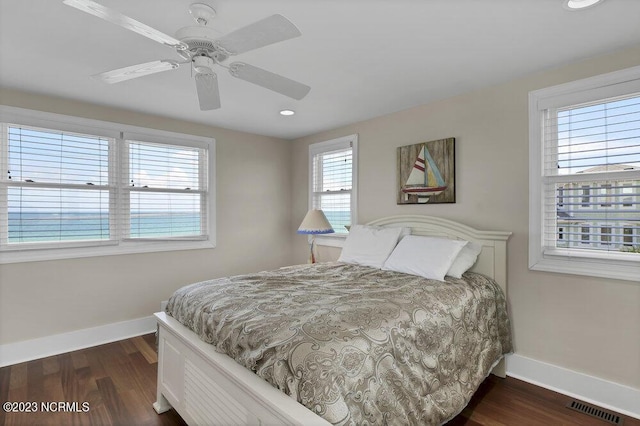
0;106;216;264
308;134;358;248
528;65;640;282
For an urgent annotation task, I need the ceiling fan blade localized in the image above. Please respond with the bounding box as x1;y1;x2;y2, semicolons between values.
195;73;221;110
229;62;310;100
63;0;187;50
215;14;301;55
93;60;180;84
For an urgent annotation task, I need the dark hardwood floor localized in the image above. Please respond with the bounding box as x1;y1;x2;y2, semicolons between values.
1;334;637;425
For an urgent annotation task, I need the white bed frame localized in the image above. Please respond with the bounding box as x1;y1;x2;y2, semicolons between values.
153;215;511;425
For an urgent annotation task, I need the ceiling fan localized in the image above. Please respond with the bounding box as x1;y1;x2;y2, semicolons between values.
62;0;311;110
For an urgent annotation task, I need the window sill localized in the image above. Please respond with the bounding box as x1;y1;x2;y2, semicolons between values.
0;239;215;264
529;251;640;282
314;233;347;248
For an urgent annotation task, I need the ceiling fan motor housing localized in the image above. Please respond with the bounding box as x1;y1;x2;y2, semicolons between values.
175;25;229;63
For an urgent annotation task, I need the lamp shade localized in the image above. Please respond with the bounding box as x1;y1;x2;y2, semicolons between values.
297;209;334;234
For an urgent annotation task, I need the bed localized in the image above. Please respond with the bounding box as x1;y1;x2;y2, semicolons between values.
153;215;512;425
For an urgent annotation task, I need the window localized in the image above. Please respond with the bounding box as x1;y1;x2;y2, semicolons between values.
581;226;590;244
0;106;214;263
529;65;640;281
600;226;612;245
126;139;207;240
308;135;358;243
623;227;633;247
622;183;634;207
557;186;564;207
581;185;590;207
3;125;112;245
600;184;612;207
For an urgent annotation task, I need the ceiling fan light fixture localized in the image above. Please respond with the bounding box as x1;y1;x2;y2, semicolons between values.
563;0;604;10
193;55;215;74
280;109;295;116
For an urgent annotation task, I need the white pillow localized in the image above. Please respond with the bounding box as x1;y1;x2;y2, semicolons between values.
338;225;404;269
447;241;483;278
382;235;467;281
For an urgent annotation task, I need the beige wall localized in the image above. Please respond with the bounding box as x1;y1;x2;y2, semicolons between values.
0;89;293;344
2;44;639;391
290;45;640;389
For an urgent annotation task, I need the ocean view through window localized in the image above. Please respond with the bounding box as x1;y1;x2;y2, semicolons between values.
127;140;206;240
4;124;112;244
0;106;214;263
309;135;358;237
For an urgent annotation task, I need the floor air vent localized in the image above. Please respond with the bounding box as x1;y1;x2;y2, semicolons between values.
566;400;623;425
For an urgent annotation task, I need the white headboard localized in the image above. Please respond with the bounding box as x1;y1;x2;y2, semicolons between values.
366;215;512;295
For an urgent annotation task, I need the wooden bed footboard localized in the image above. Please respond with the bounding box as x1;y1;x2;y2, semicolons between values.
154;311;331;425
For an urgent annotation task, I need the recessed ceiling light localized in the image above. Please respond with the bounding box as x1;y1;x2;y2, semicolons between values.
563;0;604;10
279;109;295;116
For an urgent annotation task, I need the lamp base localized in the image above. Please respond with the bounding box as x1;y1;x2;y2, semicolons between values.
308;236;316;264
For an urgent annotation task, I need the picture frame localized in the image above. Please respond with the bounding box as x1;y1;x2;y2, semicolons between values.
397;137;455;204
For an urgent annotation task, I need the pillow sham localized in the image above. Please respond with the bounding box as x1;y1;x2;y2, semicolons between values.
382;235;467;281
338;225;405;269
447;241;483;278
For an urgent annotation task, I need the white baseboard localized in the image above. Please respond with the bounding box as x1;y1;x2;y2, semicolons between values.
506;354;640;420
0;316;156;368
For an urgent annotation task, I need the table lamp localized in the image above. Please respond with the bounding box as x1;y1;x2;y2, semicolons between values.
297;209;334;263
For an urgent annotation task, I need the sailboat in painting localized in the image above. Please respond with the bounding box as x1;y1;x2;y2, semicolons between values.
402;145;447;201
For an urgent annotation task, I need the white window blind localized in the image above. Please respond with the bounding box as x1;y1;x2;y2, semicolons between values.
309;135;358;235
529;66;640;281
1;124;113;245
126;140;207;240
543;94;640;256
0;107;213;262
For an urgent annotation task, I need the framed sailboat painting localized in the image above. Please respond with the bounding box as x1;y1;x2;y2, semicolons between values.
397;137;455;204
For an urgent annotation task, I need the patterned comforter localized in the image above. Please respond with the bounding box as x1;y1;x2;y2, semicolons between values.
166;262;512;425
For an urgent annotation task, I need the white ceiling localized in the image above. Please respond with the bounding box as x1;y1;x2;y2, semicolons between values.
1;0;640;140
